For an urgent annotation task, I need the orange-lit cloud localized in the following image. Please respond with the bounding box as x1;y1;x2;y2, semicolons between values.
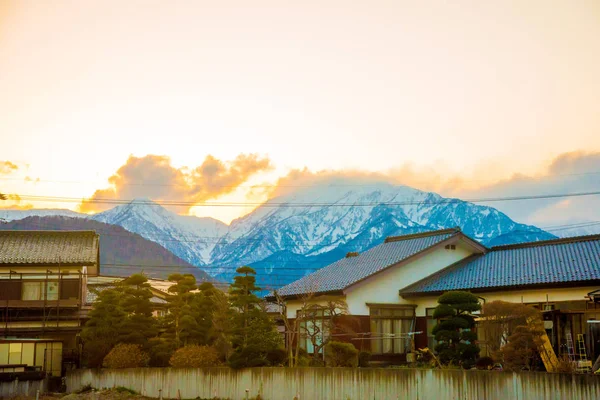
79;154;272;213
0;161;18;174
0;193;34;210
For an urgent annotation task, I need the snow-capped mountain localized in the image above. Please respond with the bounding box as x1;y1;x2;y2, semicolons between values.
0;208;82;222
1;182;560;287
90;198;227;266
209;182;555;273
549;224;600;238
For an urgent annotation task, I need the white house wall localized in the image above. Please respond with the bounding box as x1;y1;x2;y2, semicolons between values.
344;242;474;315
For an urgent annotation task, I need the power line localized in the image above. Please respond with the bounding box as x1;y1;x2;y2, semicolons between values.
11;189;600;208
3;168;600;187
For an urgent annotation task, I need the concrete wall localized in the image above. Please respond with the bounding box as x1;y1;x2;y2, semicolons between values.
66;367;600;400
0;379;46;397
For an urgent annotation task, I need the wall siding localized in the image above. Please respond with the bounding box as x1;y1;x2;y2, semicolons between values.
344;242;474;316
66;368;600;400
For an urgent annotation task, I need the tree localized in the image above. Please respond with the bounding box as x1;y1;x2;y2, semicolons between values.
0;193;6;201
432;291;481;368
119;274;157;346
299;298;353;361
478;300;542;356
81;287;127;367
228;266;283;368
163;273;205;348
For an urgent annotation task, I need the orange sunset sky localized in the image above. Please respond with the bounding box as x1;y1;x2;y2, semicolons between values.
1;0;600;225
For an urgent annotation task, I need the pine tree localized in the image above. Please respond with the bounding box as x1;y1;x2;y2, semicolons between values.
119;274;157;346
432;291;481;368
81;287;127;367
163;273;209;348
228;266;283;368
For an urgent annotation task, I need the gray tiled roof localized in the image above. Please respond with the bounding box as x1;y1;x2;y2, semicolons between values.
275;229;460;297
86;285;168;305
401;235;600;295
0;231;99;265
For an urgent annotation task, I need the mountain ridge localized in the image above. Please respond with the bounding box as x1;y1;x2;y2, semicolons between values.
0;181;565;287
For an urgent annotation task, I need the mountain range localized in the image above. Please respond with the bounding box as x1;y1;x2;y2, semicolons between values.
0;216;211;281
0;182;563;287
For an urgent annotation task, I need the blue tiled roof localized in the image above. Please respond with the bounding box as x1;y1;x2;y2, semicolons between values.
401;235;600;295
275;229;460;297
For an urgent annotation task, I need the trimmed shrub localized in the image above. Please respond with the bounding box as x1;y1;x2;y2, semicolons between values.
102;344;150;368
358;351;371;368
324;341;358;367
475;356;494;370
169;345;220;368
266;348;288;366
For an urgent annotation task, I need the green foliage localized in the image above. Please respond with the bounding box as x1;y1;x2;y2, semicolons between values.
81;287;127;367
102;344;150;368
475;356;495;370
324;341;359;367
114;387;138;395
432;304;455;319
432;291;480;367
162;274;214;349
227;266;283;368
81;274;158;366
119;274;158;345
358;351;371;368
169;345;221;367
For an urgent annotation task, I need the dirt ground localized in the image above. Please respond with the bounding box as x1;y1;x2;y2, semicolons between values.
6;389;154;400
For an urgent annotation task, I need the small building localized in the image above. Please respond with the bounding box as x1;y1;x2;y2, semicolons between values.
270;228;600;365
0;231;100;375
85;275;170;317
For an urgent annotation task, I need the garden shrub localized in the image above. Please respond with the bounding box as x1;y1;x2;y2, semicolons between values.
266;348;288;366
358;351;371;367
475;356;494;370
169;345;220;368
102;344;150;368
324;341;358;367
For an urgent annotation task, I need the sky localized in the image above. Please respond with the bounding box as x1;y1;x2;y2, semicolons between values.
1;0;599;226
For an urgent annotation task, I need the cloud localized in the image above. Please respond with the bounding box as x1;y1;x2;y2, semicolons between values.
0;194;34;210
0;161;18;174
449;151;600;228
79;153;272;213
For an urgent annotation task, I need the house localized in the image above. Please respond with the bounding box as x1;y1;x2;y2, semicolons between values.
85;275;171;317
269;228;600;365
0;230;100;375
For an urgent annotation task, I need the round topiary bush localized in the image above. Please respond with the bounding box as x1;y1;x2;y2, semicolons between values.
169;345;221;368
324;341;358;367
102;344;150;368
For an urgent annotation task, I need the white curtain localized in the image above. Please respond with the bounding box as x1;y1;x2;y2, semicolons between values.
22;282;42;300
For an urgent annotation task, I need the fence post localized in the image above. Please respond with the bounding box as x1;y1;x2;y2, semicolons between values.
245;388;249;400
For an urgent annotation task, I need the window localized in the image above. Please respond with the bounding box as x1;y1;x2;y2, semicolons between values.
369;306;415;354
22;281;59;301
297;308;331;354
426;308;437;350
